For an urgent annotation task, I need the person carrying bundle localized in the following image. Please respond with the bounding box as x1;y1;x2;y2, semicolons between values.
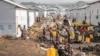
60;28;68;39
69;26;75;42
50;29;58;42
70;31;75;40
79;27;87;43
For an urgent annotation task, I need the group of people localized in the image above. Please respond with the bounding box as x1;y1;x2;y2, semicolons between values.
17;25;29;40
42;15;100;43
40;15;100;56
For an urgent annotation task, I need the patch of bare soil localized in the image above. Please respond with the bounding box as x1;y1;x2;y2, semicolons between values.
0;38;46;56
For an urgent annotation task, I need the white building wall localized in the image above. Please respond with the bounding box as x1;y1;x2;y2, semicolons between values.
35;11;39;17
29;11;35;27
16;9;28;29
0;1;16;36
67;10;71;18
39;10;44;16
82;9;85;20
16;9;28;37
89;3;100;25
70;10;74;19
85;7;91;24
73;10;77;19
77;9;85;21
44;11;48;17
76;10;79;20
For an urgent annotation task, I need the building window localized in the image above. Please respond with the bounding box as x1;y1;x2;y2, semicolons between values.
8;25;12;30
0;25;4;30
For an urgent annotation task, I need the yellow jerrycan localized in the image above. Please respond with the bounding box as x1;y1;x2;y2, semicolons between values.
85;37;90;43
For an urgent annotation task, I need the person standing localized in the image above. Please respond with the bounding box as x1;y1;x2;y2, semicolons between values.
16;25;22;39
43;27;46;37
22;25;29;40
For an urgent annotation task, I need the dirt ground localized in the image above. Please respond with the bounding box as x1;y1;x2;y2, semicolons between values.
0;37;99;56
0;37;47;56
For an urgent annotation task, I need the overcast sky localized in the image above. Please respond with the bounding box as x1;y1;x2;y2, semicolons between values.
15;0;98;4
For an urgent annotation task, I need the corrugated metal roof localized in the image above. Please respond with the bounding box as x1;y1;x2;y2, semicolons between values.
88;0;100;5
77;5;89;10
32;6;44;11
69;5;89;11
3;0;27;9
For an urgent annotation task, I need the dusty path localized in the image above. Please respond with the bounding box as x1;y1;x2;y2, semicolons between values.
0;37;47;56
